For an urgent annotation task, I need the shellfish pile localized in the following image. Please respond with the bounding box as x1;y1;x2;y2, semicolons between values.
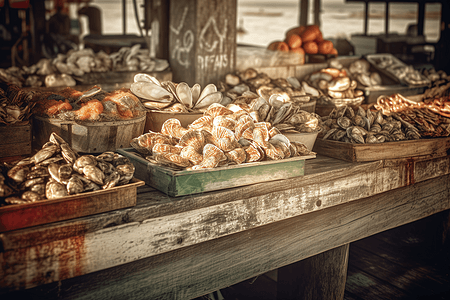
375;94;450;138
131;103;315;170
347;58;383;88
0;45;169;88
0;82;35;125
0;133;135;206
318;105;421;144
130;74;224;112
33;86;147;121
420;68;450;103
305;67;364;103
222;68;313;104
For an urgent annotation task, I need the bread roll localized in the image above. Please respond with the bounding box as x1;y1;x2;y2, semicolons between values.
303;41;319;54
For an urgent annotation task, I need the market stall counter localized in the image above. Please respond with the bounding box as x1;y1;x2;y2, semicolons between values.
1;153;450;300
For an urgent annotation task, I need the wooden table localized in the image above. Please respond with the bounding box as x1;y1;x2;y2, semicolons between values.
1;154;450;299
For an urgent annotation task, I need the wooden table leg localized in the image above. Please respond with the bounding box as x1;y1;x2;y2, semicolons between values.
277;243;350;300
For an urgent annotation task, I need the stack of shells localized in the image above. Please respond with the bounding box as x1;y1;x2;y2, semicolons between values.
0;132;135;205
220;68;321;134
267;25;338;57
131;103;315;170
0;82;35;125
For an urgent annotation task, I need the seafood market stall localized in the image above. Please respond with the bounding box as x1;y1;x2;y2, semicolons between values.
1;153;450;299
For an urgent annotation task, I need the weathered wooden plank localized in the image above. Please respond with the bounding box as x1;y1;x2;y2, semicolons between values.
314;138;450;162
1;156;449;292
277;244;349;300
0;123;32;158
169;0;237;87
1;175;449;299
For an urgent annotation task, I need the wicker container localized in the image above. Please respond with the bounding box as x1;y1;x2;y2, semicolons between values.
33;115;146;153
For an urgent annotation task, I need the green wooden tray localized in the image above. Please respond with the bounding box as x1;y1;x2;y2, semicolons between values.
117;148;315;197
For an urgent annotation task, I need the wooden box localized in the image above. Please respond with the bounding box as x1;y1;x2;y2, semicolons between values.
313;137;450;162
0;178;145;232
118;148;315;197
0;122;32;158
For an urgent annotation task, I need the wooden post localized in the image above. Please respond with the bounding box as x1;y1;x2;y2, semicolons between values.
168;0;237;87
313;0;321;28
150;0;170;59
385;1;389;35
299;0;309;27
417;1;425;36
277;244;350;300
364;1;369;36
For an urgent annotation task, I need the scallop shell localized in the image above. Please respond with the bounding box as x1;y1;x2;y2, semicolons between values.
212;126;238;152
213;115;236;130
155;152;191;168
192;144;225;169
189;115;213;130
152;143;182;155
265;144;285;160
161;118;189;139
252;126;270;148
178;130;205;152
226;147;247;164
269;127;282;138
204;103;233;118
130;81;173;102
180;145;203;165
245;142;264;162
291;141;313;156
235;120;255;140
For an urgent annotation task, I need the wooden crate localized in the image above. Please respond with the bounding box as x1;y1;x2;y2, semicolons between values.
313;137;450;162
0;122;32;158
118;148;315;197
0;178;144;232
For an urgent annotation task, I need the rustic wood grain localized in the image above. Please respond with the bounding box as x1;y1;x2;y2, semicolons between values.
314;137;450;162
0;123;32;158
1;175;449;299
169;0;237;87
1;156;450;294
277;244;349;300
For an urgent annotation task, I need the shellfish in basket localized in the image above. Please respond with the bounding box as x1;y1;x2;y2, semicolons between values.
131;74;224;112
0;133;136;206
130;103;316;170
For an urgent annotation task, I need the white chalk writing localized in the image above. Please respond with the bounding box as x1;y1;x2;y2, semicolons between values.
170;6;193;68
199;17;227;53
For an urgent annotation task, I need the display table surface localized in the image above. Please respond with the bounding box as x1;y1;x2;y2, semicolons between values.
1;154;450;299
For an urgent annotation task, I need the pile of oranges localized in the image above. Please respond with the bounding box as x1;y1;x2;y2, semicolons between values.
268;25;338;57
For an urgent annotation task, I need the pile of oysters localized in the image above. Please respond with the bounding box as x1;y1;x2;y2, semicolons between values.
0;82;35;125
0;132;135;205
318;105;421;144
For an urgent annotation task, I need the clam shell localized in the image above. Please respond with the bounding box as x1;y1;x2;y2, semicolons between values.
131;81;173;102
212;126;238;152
272;102;292;125
176;82;193;108
213;115;236;130
155;152;191;168
191;83;201;105
265;144;285;160
134;73;161;86
195;91;223;109
152;143;182;155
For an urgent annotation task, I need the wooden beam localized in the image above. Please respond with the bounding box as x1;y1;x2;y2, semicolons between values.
364;1;369;35
150;0;170;59
417;1;425;36
385;1;389;35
